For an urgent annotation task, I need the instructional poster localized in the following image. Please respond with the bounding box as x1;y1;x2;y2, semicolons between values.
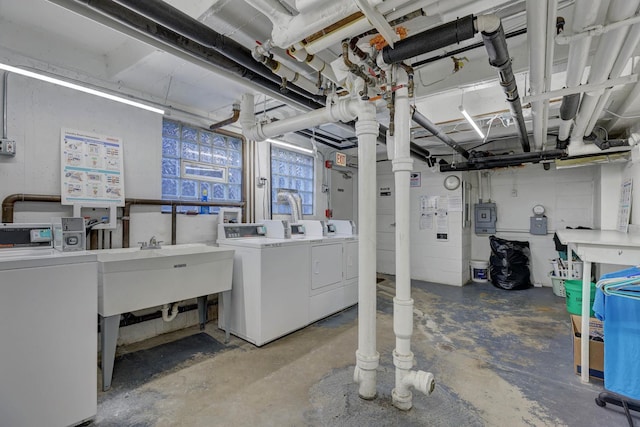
61;128;125;206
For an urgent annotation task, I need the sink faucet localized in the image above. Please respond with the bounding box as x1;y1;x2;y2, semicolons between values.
139;236;162;250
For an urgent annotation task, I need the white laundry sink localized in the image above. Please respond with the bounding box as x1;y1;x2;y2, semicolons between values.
92;243;234;316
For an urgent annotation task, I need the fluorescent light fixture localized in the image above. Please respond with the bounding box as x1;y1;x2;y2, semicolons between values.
267;138;314;154
459;106;485;139
0;63;164;114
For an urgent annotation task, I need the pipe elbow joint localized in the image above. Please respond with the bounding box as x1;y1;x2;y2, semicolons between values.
404;370;436;396
475;14;501;34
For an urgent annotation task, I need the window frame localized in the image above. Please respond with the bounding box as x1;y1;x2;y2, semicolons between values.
161;119;245;214
270;145;315;217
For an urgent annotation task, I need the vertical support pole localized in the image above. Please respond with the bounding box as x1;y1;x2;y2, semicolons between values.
197;295;208;330
581;259;592;383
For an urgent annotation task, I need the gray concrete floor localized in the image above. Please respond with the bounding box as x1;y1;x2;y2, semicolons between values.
95;276;635;426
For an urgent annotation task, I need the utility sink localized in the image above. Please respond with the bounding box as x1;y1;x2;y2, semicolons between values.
92;243;234;316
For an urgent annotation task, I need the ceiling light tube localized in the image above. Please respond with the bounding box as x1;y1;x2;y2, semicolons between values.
267;138;314;154
0;63;164;114
459;106;485;139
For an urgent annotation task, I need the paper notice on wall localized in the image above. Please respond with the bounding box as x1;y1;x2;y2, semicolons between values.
448;195;463;212
420;195;438;212
420;213;434;230
617;177;633;233
436;208;448;240
61;128;125;206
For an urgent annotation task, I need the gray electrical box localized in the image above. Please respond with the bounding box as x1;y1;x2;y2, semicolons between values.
474;202;497;234
530;216;548;235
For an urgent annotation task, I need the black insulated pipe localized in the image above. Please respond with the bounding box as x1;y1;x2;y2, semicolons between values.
382;15;477;64
559;93;580;120
440;149;566;171
481;24;530;152
112;0;324;103
412;108;470;159
58;0;324;111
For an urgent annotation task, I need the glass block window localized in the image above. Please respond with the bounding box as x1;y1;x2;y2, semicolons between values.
162;119;243;213
271;146;314;216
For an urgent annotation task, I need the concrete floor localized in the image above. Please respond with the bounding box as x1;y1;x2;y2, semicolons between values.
95;276;635;426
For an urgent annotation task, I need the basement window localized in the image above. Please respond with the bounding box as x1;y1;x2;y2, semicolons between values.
162;119;243;213
271;146;314;216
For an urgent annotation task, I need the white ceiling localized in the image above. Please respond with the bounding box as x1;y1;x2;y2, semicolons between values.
1;0;640;161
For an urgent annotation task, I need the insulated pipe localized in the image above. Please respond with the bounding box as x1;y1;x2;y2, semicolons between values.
2;72;7;139
557;0;602;143
381;15;477;65
412;108;470;159
111;0;321;101
481;22;531;152
352;101;380;400
571;0;640;144
257;55;324;95
51;0;324;111
380;14;529;153
527;0;548;151
440;149;566;171
287;43;338;84
391;67;435;410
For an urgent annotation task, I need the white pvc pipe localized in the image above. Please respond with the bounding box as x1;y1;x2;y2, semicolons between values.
557;0;602;141
161;303;179;322
543;0;558;150
584;22;640;135
353;100;380;400
391;67;434;410
527;0;548;151
571;0;640;143
241;93;359;141
288;43;338;83
240;90;381;399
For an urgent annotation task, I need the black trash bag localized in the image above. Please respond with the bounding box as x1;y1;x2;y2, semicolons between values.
489;236;532;290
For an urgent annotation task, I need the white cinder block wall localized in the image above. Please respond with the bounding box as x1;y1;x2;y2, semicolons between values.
376;159;634;288
377;161;470;286
470;164;599;287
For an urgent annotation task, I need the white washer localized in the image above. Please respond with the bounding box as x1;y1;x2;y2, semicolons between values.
0;248;97;427
218;224;310;346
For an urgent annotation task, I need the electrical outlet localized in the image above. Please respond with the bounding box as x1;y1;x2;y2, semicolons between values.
511;189;518;197
0;138;16;157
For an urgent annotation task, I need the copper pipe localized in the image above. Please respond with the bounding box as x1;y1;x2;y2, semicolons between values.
2;194;62;223
2;194;243;248
209;103;240;131
121;198;244;248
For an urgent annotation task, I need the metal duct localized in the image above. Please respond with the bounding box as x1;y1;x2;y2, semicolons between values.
481;23;531;152
412;108;470;159
440;149;566;171
277;190;302;223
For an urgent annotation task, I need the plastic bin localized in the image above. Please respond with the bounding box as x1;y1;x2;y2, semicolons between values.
550;275;566;297
564;279;596;317
470;260;489;283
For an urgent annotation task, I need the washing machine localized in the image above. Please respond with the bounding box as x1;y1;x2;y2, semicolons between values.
217;223;310;346
0;223;97;427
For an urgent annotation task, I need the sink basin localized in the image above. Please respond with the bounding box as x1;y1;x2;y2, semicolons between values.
92;243;234;316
